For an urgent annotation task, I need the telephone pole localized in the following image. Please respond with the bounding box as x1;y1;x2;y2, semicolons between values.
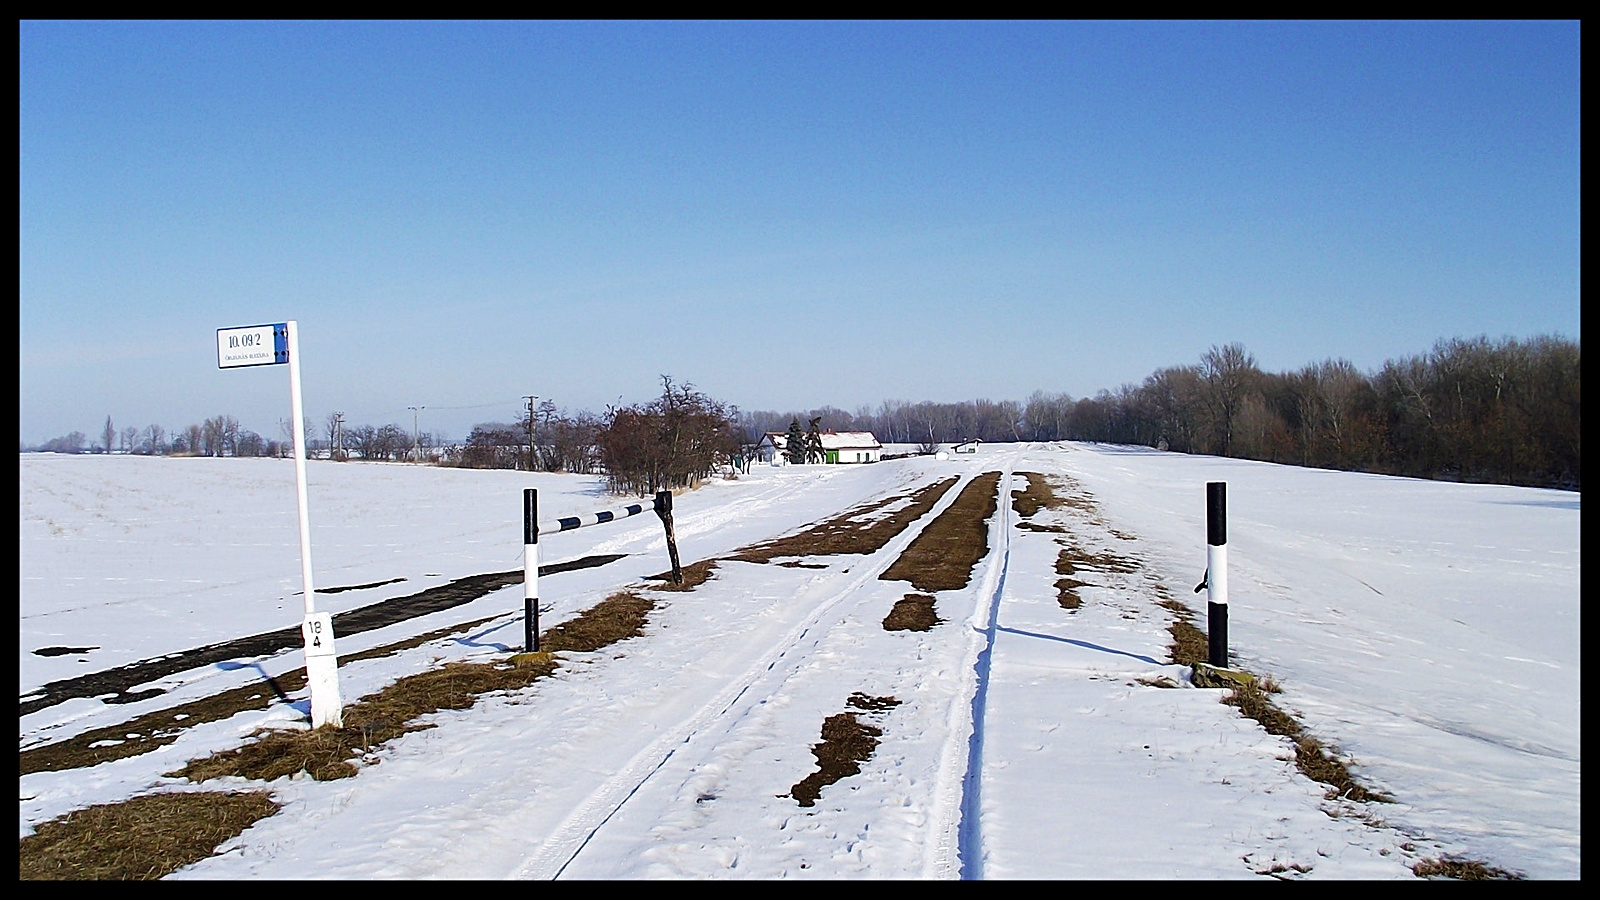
408;406;425;462
332;413;344;461
523;396;538;472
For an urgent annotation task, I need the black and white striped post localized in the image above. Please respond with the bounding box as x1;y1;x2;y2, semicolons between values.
521;489;673;652
523;488;541;653
1206;481;1229;668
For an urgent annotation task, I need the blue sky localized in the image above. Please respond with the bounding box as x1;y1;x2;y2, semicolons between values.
19;20;1580;445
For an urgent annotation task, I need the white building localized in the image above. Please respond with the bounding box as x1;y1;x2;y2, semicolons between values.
759;430;882;465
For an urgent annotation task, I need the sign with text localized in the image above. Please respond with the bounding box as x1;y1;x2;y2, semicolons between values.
217;323;289;369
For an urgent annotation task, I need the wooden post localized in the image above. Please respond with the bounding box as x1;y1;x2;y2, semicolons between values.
654;490;682;584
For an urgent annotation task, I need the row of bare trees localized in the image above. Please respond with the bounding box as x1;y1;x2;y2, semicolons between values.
1052;336;1580;489
26;415;303;458
736;335;1578;489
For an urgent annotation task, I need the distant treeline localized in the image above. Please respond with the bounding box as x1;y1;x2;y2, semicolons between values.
21;413;439;462
743;334;1580;490
26;334;1579;491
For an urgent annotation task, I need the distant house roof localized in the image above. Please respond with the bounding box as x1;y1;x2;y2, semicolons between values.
763;431;881;450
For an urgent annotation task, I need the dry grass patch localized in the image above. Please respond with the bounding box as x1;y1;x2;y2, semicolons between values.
1010;471;1057;518
730;477;958;563
1412;857;1522;880
1222;676;1391;804
22;593;658;880
1158;599;1209;668
787;693;901;807
880;472;1000;593
1053;541;1141;576
19;790;279;880
883;593;941;631
646;558;718;591
1054;577;1091;611
173;592;653;785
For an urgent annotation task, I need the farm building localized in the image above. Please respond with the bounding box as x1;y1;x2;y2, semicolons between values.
759;431;882;465
951;439;981;454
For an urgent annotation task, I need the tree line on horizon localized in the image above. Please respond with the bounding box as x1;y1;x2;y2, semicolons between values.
25;334;1579;491
738;334;1580;490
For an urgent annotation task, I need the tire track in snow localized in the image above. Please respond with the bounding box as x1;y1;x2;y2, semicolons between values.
933;463;1016;880
508;470;988;880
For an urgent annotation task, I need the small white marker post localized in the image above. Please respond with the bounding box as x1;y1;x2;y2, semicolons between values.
217;321;343;728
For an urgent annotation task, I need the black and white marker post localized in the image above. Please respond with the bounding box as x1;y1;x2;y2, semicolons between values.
1206;481;1229;668
520;488;682;652
523;488;541;653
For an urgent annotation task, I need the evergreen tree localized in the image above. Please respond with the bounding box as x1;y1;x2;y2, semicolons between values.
784;419;807;465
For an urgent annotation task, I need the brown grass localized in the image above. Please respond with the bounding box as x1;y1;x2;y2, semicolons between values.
1054;577;1091;610
19;791;279;880
1158;598;1209;668
646;559;718;590
883;593;941;631
21;591;659;880
731;477;958;563
1221;676;1392;804
1010;471;1057;518
1053;541;1141;576
787;694;901;807
879;472;1001;593
1412;857;1522;880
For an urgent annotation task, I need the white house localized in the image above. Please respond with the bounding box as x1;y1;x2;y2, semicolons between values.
760;430;882;465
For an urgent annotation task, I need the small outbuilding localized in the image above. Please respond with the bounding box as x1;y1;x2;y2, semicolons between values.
952;439;982;454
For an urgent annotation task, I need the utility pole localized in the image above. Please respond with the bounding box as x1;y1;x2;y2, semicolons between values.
523;395;538;472
408;406;425;462
333;413;344;461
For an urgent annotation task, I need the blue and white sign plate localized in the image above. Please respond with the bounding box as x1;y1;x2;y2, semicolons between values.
217;323;290;369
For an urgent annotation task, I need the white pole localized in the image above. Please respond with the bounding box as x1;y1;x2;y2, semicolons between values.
288;320;343;729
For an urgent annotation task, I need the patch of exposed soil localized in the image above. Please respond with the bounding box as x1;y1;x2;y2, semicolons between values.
316;577;406;594
730;477;958;563
33;646;97;657
879;472;1000;593
883;594;940;631
787;694;901;807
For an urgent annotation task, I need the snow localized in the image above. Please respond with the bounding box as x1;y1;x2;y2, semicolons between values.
18;445;1580;879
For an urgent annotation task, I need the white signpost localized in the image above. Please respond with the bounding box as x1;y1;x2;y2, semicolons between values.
217;321;343;729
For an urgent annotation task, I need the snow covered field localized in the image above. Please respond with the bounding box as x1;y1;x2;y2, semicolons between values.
18;445;1580;879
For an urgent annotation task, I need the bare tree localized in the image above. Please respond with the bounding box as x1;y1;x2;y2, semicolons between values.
1198;343;1259;456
